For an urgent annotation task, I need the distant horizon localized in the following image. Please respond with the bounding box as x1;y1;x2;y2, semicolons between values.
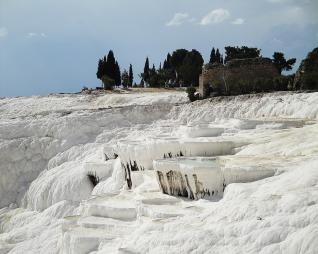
1;0;317;97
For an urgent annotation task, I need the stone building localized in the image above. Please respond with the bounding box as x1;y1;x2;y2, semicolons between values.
199;57;279;97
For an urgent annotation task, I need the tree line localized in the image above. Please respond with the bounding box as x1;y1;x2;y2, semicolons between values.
96;46;296;90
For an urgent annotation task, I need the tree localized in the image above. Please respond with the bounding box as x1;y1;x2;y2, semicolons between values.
121;69;129;88
163;53;172;70
96;59;104;80
143;57;150;82
114;61;121;86
179;49;204;86
96;50;120;89
106;50;116;80
170;49;188;70
215;49;221;63
272;52;296;74
209;48;216;64
128;64;133;87
224;46;261;63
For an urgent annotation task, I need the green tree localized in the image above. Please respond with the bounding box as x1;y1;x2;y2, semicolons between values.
215;49;221;63
209;48;216;64
128;64;133;87
121;69;129;88
114;61;121;86
106;50;116;80
179;49;204;86
272;52;296;74
170;49;188;70
96;59;104;80
143;57;150;83
224;46;261;63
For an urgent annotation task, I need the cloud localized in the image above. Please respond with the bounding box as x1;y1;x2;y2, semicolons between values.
200;9;230;25
166;13;190;26
27;32;47;38
231;18;245;25
0;27;8;38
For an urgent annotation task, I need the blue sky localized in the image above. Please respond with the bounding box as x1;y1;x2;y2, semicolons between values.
0;0;317;97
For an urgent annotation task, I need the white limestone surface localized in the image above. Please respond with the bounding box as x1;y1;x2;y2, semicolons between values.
0;91;317;254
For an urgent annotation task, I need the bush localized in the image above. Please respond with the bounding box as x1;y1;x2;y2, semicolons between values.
273;76;289;91
87;171;100;187
186;87;197;102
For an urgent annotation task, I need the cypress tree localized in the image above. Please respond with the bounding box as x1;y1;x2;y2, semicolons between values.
209;47;216;64
128;64;133;87
215;49;221;63
96;59;103;80
114;61;121;86
167;53;171;68
121;69;129;88
106;50;116;80
163;60;168;69
143;57;150;82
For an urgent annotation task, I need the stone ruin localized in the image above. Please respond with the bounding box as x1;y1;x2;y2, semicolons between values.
199;57;279;98
292;47;318;90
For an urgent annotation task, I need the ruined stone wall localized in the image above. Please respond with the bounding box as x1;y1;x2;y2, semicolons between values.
199;58;279;97
293;47;318;90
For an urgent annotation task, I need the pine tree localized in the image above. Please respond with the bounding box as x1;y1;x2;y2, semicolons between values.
128;64;133;87
209;48;216;64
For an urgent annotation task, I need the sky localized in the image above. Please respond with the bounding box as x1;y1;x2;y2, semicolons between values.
0;0;317;97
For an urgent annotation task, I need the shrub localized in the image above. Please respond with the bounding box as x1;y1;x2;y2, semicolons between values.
273;76;289;91
87;171;100;187
186;87;198;102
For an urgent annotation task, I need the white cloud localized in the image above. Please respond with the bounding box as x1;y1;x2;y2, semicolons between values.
166;13;190;27
0;27;8;38
231;18;245;25
27;32;37;38
200;9;230;25
27;32;47;38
